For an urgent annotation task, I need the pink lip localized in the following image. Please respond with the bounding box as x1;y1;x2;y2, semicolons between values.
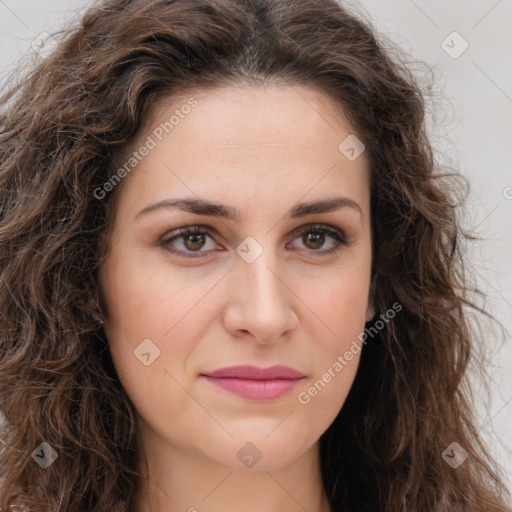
201;365;305;401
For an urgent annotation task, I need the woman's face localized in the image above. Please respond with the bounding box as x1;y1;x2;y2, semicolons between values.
99;84;374;472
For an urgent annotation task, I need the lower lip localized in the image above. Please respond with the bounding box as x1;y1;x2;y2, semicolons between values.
202;376;303;401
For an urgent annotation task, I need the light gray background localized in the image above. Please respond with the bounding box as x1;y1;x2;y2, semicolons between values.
1;0;510;490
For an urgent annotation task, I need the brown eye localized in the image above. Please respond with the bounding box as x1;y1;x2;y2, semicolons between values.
161;226;218;257
302;231;326;250
288;224;348;256
183;232;207;251
160;224;348;259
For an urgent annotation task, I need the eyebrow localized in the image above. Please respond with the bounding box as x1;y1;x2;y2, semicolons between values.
134;196;363;222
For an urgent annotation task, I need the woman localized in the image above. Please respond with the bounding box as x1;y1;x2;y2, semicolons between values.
0;0;510;511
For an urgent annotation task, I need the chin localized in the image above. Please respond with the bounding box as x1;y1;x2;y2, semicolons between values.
202;433;316;472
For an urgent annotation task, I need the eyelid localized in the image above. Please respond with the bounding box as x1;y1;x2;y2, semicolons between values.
288;222;344;238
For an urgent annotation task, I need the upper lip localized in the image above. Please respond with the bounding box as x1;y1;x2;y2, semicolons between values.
202;365;305;380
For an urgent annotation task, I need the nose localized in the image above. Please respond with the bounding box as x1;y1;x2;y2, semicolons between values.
222;247;299;344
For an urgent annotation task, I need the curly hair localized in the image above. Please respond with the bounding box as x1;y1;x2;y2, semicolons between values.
0;0;510;510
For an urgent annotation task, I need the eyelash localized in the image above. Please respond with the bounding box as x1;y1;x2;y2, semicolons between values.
159;223;349;258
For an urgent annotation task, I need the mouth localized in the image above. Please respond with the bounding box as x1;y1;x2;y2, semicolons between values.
200;365;305;401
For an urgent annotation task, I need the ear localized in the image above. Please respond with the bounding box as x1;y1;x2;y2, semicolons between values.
365;302;375;322
365;274;376;322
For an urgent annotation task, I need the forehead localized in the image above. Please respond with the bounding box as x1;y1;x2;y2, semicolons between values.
147;83;351;145
113;84;370;217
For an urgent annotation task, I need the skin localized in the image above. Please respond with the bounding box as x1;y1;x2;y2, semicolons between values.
98;84;374;512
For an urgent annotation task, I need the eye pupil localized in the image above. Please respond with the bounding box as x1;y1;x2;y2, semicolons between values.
185;233;206;251
303;231;325;250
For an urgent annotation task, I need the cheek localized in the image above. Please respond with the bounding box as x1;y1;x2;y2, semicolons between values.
294;262;370;409
99;250;224;398
306;260;371;346
99;257;213;431
100;248;213;340
292;293;364;440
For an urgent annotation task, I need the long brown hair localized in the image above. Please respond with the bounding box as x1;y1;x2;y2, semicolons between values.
0;0;510;510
